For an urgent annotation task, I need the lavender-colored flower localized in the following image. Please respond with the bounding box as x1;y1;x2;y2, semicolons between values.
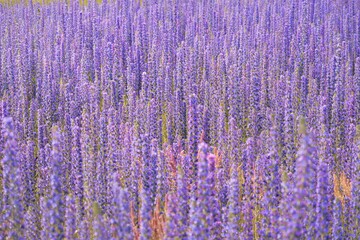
216;163;228;211
188;94;199;189
188;142;210;239
0;1;358;239
207;153;222;239
139;188;153;240
1;117;24;239
242;137;255;239
261;123;281;239
130;131;141;214
92;202;109;240
332;199;344;240
65;194;76;240
110;172;134;240
147;98;158;141
40;196;51;240
284;75;295;173
164;193;180;239
315;158;331;239
72;117;84;224
48;126;65;239
155;149;167;208
25;204;40;240
97;114;108;212
176;164;189;239
24;139;35;207
224;164;241;240
142;135;157;207
64;113;72;195
250;51;261;136
284;119;317;239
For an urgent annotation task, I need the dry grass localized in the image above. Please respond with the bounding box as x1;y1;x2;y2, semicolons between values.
130;202;140;240
334;172;352;204
151;198;165;240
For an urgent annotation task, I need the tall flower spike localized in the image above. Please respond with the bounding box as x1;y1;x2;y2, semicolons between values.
176;163;189;239
107;108;119;175
72;117;84;224
93;202;109;240
124;126;132;171
242;137;255;239
65;194;76;240
261;122;281;239
284;118;317;239
207;153;222;239
97;114;108;212
217;104;226;151
216;160;228;210
315;158;331;239
166;102;174;145
139;187;153;240
229;117;239;168
111;172;134;240
228;63;242;127
149;139;158;205
225;163;241;239
284;75;295;173
147;98;158;141
79;217;91;240
332;199;344;240
250;51;261;136
188;94;199;189
106;109;119;213
188;142;210;239
25;204;39;240
142;135;157;207
155;150;167;208
315;106;334;238
174;88;186;139
1;117;24;239
40;196;51;240
355;58;360;123
37;108;47;195
64;112;72;195
164;193;180;239
130;131;141;214
48;126;65;239
201;106;211;144
25;139;36;207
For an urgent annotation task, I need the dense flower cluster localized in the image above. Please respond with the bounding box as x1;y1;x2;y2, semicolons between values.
0;0;359;239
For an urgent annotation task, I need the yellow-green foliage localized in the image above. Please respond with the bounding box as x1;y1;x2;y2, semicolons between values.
123;94;128;107
93;201;102;216
161;106;168;144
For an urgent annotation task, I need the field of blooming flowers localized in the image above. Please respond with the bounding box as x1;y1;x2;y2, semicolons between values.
0;0;359;239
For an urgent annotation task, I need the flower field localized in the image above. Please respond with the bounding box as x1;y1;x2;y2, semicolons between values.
0;0;359;239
